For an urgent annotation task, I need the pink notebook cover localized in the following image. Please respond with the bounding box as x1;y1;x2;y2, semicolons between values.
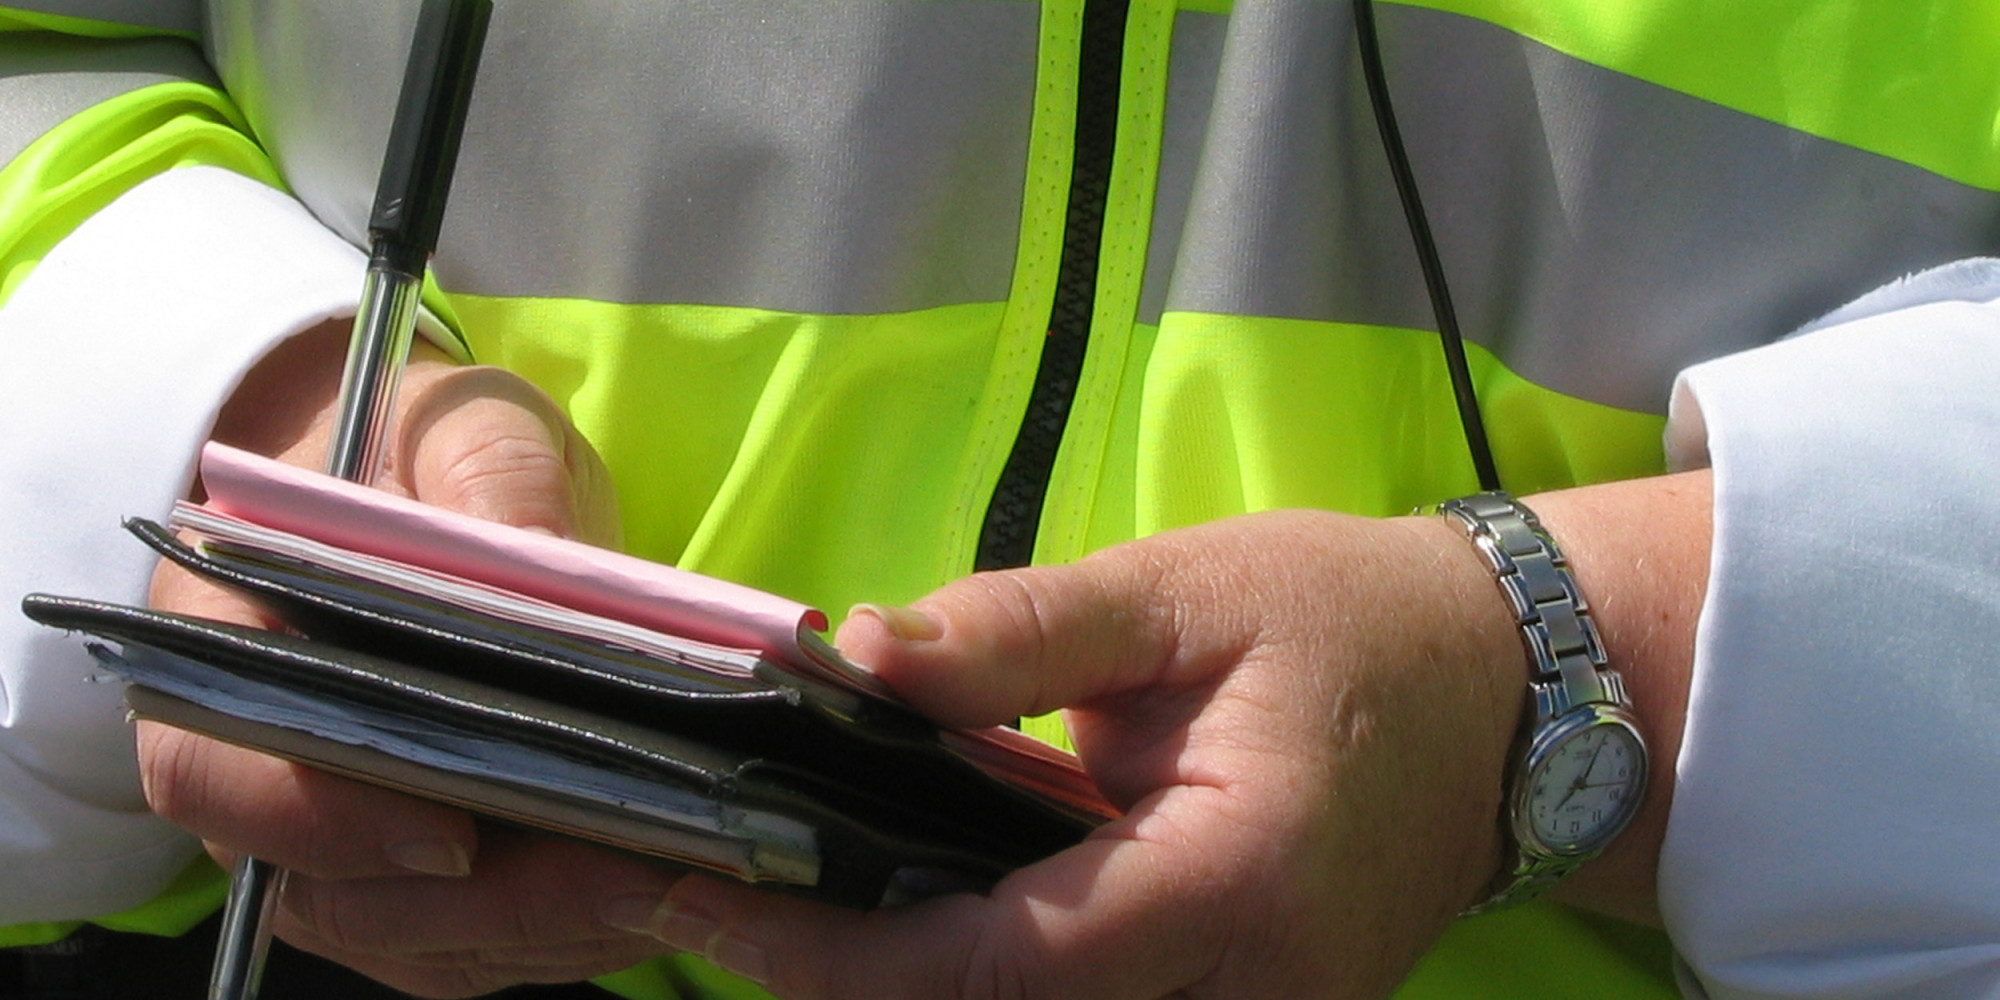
198;442;823;668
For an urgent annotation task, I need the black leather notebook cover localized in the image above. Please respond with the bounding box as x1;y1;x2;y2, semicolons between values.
24;504;1110;909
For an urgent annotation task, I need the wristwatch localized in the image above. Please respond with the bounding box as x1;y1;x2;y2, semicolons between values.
1438;492;1648;914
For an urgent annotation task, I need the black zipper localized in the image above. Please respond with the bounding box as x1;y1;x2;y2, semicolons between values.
976;0;1132;572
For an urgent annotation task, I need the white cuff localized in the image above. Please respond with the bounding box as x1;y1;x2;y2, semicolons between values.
0;166;377;922
1660;259;2000;999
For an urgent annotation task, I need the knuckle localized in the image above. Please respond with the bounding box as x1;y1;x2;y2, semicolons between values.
976;571;1054;661
496;884;564;948
381;963;501;1000
290;880;396;958
435;428;563;494
291;807;351;878
460;864;585;950
1112;543;1191;650
956;926;1043;1000
423;429;577;531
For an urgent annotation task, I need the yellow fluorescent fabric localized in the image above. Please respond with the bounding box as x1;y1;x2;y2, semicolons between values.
1389;0;2000;191
1405;901;1679;1000
465;8;1092;993
1041;312;1666;565
454;296;1024;617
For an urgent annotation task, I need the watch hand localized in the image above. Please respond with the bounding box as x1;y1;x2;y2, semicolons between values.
1553;769;1592;811
1553;741;1611;811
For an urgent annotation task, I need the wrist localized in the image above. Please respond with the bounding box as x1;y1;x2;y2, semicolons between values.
1518;471;1708;926
1438;492;1651;914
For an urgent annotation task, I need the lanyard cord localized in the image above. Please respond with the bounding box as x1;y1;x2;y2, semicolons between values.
1351;0;1502;493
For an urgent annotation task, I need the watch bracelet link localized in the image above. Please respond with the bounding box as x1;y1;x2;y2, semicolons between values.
1439;493;1613;714
1437;491;1637;915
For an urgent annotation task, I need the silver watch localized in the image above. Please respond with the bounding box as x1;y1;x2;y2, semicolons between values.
1439;492;1647;914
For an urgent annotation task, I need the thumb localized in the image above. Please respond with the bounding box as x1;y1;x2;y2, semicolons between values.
392;365;620;547
838;546;1199;732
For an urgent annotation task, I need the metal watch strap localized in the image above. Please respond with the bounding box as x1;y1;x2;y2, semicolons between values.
1439;491;1633;914
1440;493;1624;719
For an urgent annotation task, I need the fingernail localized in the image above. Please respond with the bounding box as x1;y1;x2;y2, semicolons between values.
599;893;665;934
386;839;471;877
602;896;769;985
653;902;718;953
849;602;943;642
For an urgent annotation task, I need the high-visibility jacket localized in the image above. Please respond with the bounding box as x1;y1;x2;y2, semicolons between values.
0;2;1994;999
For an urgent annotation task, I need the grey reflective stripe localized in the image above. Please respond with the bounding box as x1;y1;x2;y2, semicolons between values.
1137;11;1226;330
0;0;199;34
0;34;215;167
210;0;1040;316
1148;3;2000;414
1146;5;1423;334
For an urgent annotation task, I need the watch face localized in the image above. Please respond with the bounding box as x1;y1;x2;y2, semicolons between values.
1523;717;1645;856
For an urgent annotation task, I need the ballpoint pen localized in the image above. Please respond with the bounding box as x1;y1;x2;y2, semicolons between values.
206;2;492;998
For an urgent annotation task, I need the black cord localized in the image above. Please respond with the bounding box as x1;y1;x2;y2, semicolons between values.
1351;0;1502;493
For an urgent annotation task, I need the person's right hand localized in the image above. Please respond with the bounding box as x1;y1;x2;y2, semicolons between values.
141;319;680;996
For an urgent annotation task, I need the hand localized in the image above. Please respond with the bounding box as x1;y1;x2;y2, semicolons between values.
592;510;1519;999
598;474;1708;1000
141;320;670;996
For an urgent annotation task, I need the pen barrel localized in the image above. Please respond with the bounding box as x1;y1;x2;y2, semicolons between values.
208;4;491;997
326;260;425;485
208;856;286;1000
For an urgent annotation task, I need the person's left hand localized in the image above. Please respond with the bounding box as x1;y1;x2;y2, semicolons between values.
591;508;1524;998
594;469;1708;999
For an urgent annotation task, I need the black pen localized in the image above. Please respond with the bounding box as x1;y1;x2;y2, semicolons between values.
326;0;494;484
207;2;492;997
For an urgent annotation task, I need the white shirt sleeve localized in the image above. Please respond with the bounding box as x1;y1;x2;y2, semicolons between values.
0;166;381;923
1659;258;2000;999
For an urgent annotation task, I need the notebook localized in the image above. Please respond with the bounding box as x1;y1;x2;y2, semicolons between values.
23;443;1114;909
